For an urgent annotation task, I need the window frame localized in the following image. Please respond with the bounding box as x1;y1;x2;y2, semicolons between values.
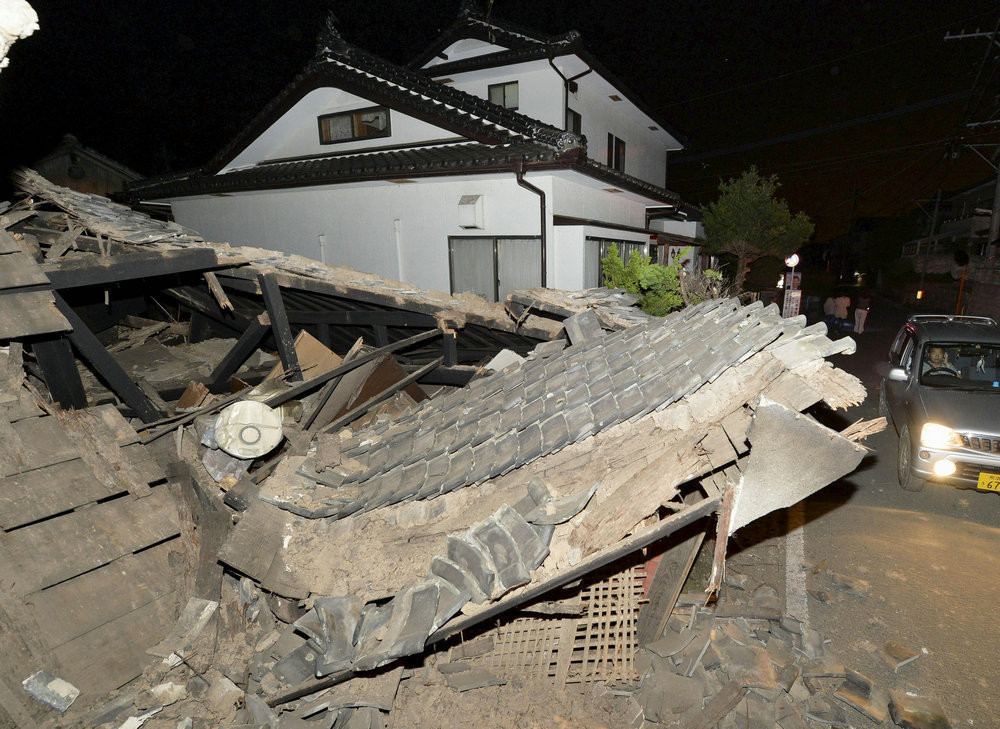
606;134;626;173
448;235;542;302
488;81;519;110
317;105;391;146
566;107;582;135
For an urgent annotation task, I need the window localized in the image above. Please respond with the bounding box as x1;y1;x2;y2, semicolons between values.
607;134;626;172
318;106;390;145
585;237;647;288
449;236;541;302
566;108;582;135
488;81;519;110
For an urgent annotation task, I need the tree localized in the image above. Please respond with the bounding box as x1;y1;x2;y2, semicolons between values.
701;167;813;291
601;245;727;316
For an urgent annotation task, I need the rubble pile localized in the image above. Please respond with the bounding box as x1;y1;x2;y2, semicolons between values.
0;174;903;729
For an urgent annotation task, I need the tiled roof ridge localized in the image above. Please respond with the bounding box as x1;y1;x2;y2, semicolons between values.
309;20;583;154
125;141;572;200
407;1;582;70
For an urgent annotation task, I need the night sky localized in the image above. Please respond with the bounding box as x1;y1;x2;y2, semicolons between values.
2;0;998;244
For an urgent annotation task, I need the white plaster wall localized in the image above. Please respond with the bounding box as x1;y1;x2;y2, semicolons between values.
651;219;704;239
444;60;565;130
552;226;585;291
223;88;460;171
549;175;651;229
552;224;652;291
170;174;556;293
424;39;507;66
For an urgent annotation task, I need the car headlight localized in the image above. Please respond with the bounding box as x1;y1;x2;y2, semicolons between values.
920;423;963;449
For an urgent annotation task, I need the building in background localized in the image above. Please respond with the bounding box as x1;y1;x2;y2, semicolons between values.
128;6;698;300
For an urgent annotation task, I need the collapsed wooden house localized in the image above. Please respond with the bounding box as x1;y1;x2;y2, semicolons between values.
0;172;881;728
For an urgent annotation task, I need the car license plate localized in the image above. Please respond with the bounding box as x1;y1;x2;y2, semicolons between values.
976;472;1000;492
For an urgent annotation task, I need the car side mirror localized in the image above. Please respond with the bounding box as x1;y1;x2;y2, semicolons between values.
887;367;907;382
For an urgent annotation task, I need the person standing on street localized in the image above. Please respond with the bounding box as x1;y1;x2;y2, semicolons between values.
823;295;836;329
854;291;871;334
834;292;851;332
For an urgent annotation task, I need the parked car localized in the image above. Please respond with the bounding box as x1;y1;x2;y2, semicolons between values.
878;314;1000;492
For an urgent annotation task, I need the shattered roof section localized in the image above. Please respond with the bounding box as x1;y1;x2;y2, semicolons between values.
14;169;203;246
506;287;651;330
277;298;830;520
10;171;570;340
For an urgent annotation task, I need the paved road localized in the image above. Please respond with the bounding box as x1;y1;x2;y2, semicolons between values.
798;298;1000;726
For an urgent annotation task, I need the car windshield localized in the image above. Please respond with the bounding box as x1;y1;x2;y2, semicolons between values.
919;342;1000;390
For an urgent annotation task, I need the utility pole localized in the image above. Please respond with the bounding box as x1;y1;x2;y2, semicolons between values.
920;189;941;291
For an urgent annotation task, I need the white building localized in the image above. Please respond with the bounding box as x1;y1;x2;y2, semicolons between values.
129;6;696;301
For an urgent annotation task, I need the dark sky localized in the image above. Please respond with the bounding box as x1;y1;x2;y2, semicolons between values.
2;0;998;243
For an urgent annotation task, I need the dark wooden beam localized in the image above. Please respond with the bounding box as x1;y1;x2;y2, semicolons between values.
52;293;163;423
443;330;458;366
32;336;88;410
42;248;221;289
258;272;301;382
286;310;437;327
137;328;444;443
162;286;250;335
207;313;271;392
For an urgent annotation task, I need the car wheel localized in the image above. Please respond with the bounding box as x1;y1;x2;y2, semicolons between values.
878;383;892;428
897;425;925;492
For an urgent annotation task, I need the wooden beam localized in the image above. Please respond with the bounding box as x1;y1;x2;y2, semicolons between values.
286;310;437;327
162;286;249;335
137;328;444;443
258;272;301;382
31;336;88;410
443;330;458;366
52;293;163;423
207;313;271;392
42;248;221;289
203;271;233;312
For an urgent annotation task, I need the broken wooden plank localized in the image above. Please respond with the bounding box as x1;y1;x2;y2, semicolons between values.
27;541;176;650
319;357;441;434
50;591;180;696
216;499;289;586
0;459;112;530
55;409;153;498
203;271;233;311
635;520;707;645
0;290;71;339
0;486;179;595
0;251;50;288
41;224;81;260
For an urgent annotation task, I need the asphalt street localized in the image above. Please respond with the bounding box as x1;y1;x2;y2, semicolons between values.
799;297;1000;725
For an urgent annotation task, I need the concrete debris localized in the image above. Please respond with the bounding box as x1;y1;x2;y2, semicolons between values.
879;641;921;672
888;690;952;729
21;670;79;714
445;667;507;692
